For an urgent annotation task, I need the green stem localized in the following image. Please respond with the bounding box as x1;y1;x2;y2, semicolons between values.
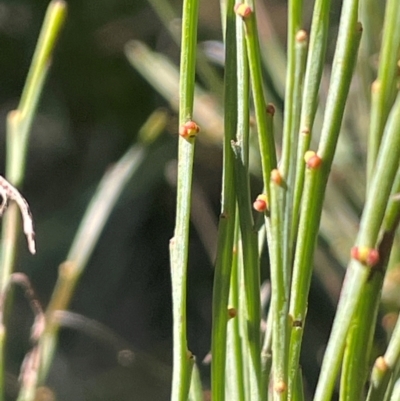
366;0;400;187
242;1;277;196
315;91;400;401
0;5;66;401
8;0;67;186
291;0;331;247
289;0;361;397
232;141;262;400
210;0;237;399
226;223;246;401
269;175;289;401
170;0;200;399
367;312;400;401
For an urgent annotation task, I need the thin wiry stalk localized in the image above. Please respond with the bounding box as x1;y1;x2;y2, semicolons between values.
315;92;400;401
210;0;237;399
289;0;362;397
366;0;400;187
169;0;200;398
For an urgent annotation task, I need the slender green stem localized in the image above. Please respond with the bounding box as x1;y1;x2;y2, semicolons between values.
261;307;273;400
0;4;66;401
8;0;67;186
188;362;204;401
367;311;400;401
169;0;200;399
366;0;400;187
340;272;383;401
281;0;303;179
232;141;261;400
211;0;237;399
291;0;331;247
0;0;66;290
390;379;400;401
274;34;307;394
226;223;246;401
241;1;277;196
292;367;305;401
341;168;400;401
289;0;361;397
269;175;289;401
315;91;400;401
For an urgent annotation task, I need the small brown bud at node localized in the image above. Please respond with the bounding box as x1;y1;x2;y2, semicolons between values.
375;356;388;372
274;380;287;393
304;151;322;168
271;169;283;185
266;103;276;116
187;350;194;360
228;307;237;319
179;121;200;139
253;194;268;212
234;3;252;18
356;21;363;32
301;127;310;135
296;30;308;43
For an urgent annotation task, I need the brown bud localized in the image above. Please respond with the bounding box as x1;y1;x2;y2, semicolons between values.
271;169;283;185
304;150;322;169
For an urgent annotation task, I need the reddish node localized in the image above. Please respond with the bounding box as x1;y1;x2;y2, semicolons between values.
304;150;322;169
367;248;380;266
234;3;252;18
179;121;200;139
253;194;268;212
351;246;380;267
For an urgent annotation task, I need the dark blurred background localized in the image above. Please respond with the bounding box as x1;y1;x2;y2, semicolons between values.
0;1;346;400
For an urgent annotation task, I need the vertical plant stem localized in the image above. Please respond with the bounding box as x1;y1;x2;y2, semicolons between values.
288;0;361;397
269;174;288;401
241;1;277;196
340;167;400;400
281;0;303;180
367;311;400;401
0;4;66;401
291;0;331;246
188;362;204;401
232;141;261;401
315;92;400;401
366;0;400;187
226;223;246;401
169;1;200;399
211;0;237;400
281;29;307;270
0;0;66;290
